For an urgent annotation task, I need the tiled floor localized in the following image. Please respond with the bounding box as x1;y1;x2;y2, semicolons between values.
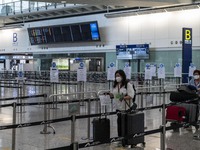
0;82;199;150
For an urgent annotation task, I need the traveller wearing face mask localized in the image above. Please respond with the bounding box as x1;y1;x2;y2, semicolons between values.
189;69;200;137
110;69;135;110
189;69;200;94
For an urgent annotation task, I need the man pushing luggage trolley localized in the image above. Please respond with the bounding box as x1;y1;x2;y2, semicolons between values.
166;70;200;139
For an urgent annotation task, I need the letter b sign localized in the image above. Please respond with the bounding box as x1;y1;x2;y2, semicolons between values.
185;30;191;40
13;33;17;42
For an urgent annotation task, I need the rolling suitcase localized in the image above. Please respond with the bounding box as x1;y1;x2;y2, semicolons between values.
93;94;110;143
166;105;186;123
92;118;110;143
117;112;145;147
177;103;198;123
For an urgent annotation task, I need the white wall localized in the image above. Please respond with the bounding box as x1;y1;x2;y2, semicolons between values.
0;8;200;54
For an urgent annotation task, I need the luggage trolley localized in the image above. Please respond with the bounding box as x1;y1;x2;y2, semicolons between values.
166;85;200;133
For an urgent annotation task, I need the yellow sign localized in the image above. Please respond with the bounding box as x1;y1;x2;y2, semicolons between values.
185;29;191;40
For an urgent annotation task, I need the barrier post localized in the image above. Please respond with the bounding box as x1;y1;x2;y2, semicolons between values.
55;83;58;108
17;82;20;113
19;81;24;113
87;99;91;140
141;92;143;108
12;102;17;150
160;92;166;150
71;115;77;144
22;81;26;113
40;94;51;134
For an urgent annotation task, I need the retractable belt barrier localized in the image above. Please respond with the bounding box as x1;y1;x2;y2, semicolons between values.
47;120;200;150
136;91;173;95
0;94;47;101
0;85;21;88
25;79;78;85
0;92;199;150
45;98;200;150
0;97;198;130
23;83;51;87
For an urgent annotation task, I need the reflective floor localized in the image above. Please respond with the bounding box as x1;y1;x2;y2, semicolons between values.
0;82;199;150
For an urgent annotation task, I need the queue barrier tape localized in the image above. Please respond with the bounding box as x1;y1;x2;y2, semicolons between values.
47;120;199;150
0;94;47;101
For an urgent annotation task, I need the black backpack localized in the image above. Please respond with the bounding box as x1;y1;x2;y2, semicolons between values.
170;85;199;103
125;80;136;102
125;81;137;111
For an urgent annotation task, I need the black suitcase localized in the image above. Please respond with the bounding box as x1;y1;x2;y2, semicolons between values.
92;118;110;143
118;112;145;147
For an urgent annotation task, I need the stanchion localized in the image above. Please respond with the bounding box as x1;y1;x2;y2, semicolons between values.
0;80;1;99
160;91;166;150
70;142;79;150
141;92;143;109
22;81;26;113
19;81;26;113
71;115;77;147
12;102;17;150
87;99;91;140
20;81;22;113
55;83;58;108
40;94;51;134
17;82;20;113
81;99;91;140
41;94;55;134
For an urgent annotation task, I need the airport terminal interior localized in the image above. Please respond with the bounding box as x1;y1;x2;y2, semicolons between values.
1;0;200;150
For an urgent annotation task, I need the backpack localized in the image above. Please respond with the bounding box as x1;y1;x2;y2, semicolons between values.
124;81;137;111
170;85;199;102
125;80;136;102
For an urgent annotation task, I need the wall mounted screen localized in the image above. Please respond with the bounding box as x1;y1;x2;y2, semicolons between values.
27;21;100;45
116;44;149;60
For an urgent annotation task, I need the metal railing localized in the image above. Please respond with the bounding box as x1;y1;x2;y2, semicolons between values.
0;0;83;15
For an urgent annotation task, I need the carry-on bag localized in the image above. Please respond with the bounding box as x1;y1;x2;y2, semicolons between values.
117;100;145;147
92;118;110;143
92;92;110;143
166;105;186;123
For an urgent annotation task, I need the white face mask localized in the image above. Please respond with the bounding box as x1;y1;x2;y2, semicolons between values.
194;75;200;80
116;77;122;83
